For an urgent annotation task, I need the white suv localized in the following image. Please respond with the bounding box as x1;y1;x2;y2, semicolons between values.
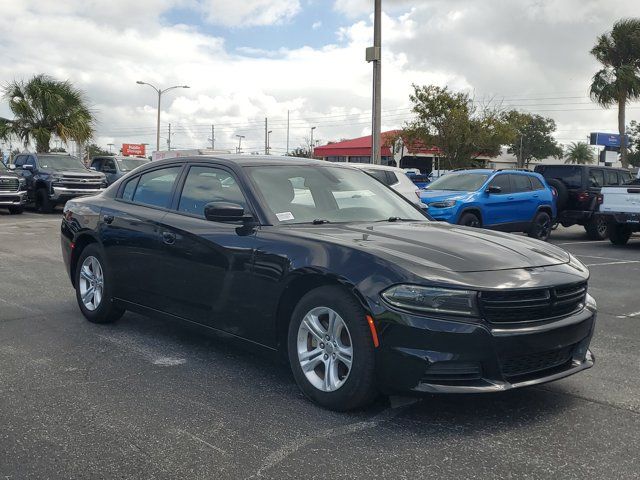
348;163;422;206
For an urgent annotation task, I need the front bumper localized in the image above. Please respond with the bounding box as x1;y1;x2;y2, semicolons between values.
50;186;105;202
374;306;596;394
0;191;27;206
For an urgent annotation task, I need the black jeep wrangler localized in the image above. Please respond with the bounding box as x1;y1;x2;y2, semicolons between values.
534;164;633;240
11;153;107;213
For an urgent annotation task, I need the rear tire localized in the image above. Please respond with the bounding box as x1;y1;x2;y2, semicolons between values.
609;224;632;246
585;216;608;240
36;188;55;213
547;179;568;211
8;206;23;215
75;244;125;324
458;212;481;228
287;286;378;411
528;211;552;241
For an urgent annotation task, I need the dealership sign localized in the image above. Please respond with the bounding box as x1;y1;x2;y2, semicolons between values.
122;143;146;156
589;132;629;148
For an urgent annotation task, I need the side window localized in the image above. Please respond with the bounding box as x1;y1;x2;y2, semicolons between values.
103;159;116;173
386;171;399;185
364;169;390;185
132;166;181;208
589;169;604;188
620;171;632;185
14;155;25;167
25;156;36;167
529;177;546;190
605;170;618;186
91;159;103;171
178;166;247;217
121;176;139;201
489;174;511;194
511;174;532;192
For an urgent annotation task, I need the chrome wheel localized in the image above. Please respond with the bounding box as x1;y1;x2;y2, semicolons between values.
297;307;353;392
79;256;104;311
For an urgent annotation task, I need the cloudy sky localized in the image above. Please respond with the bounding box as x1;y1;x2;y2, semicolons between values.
0;0;639;155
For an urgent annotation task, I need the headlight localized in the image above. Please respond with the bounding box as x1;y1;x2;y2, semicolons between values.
18;178;26;190
381;285;479;317
428;200;456;208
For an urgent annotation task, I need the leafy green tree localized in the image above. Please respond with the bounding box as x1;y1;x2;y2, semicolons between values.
502;111;563;167
564;142;595;164
85;143;111;158
287;146;311;158
404;85;513;169
0;74;95;153
590;18;640;166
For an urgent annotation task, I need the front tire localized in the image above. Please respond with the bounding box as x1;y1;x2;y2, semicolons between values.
458;212;481;228
528;211;552;241
287;286;378;411
36;188;55;213
8;206;23;215
75;244;125;324
609;224;632;246
585;215;608;240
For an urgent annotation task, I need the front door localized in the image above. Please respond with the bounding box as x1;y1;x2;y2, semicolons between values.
156;164;262;342
483;173;515;226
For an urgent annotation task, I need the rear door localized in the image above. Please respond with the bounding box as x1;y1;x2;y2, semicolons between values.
482;173;515;226
509;173;537;222
156;164;262;341
101;164;184;307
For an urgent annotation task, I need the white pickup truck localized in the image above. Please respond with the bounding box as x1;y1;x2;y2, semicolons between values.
600;182;640;244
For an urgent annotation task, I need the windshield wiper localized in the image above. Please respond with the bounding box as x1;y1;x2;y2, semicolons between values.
386;217;415;222
312;219;331;225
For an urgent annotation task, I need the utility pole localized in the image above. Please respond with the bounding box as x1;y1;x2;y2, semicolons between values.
107;143;114;153
267;130;273;155
264;117;268;155
209;125;215;150
286;110;290;155
310;126;316;158
236;135;245;154
366;0;382;165
168;123;172;151
519;134;524;168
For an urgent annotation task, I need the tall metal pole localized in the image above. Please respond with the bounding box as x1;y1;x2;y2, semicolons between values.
265;117;268;155
167;123;172;151
310;126;316;158
211;125;215;149
286;110;290;155
156;90;162;153
372;0;382;165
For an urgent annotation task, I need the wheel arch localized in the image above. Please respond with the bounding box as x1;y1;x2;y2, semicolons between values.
274;270;370;356
69;233;101;288
457;206;483;226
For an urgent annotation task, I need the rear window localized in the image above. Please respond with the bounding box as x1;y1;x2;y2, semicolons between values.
511;174;532;192
537;166;582;188
530;177;546;190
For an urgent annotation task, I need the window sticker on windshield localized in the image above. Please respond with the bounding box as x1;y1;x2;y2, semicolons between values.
276;212;295;221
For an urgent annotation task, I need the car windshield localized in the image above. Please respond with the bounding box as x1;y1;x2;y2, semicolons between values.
247;165;427;224
426;173;489;191
38;155;86;171
117;158;147;172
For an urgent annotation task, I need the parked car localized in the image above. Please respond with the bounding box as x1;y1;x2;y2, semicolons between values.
90;155;150;185
534;164;633;240
599;179;640;245
0;160;27;214
404;171;431;189
61;156;596;411
421;169;557;241
10;153;107;213
348;163;422;206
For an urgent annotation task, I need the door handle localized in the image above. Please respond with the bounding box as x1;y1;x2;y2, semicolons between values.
507;196;515;200
162;231;176;245
103;214;114;224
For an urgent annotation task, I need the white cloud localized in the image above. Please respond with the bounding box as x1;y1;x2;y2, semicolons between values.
198;0;301;27
312;21;322;30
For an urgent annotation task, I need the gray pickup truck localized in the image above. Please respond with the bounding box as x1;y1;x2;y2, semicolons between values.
0;160;27;214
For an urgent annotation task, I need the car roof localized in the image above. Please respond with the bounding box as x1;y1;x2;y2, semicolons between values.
145;154;351;169
536;164;628;172
348;163;403;172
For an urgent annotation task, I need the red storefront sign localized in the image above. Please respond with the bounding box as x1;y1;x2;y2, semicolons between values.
122;144;146;156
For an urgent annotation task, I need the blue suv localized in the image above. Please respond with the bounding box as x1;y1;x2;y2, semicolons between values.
420;169;557;241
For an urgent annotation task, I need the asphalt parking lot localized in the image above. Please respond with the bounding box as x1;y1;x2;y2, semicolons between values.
1;211;639;479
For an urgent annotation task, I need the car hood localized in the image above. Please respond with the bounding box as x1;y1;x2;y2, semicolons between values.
48;169;105;179
419;190;470;204
284;221;570;273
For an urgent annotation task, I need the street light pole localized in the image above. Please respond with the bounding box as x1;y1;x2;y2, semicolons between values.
366;0;382;165
236;135;245;154
107;143;114;153
267;130;273;155
136;81;190;153
310;126;316;158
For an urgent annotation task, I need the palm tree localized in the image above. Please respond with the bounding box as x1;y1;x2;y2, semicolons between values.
565;142;595;164
590;18;640;166
0;74;94;153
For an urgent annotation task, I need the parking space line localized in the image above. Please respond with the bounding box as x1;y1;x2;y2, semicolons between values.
616;311;640;319
556;240;610;245
585;260;640;267
577;255;627;261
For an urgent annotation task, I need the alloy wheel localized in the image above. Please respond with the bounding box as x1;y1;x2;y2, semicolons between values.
297;307;353;392
79;256;104;311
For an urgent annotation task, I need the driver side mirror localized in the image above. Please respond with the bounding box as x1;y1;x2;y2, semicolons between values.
204;202;252;223
8;164;16;170
22;164;33;171
486;185;502;194
89;166;97;171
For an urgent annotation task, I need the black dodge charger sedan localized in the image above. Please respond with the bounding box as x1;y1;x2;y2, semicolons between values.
61;155;596;410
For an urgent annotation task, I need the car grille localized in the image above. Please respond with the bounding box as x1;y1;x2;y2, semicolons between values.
0;177;19;192
60;176;103;189
501;345;575;378
479;282;587;323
